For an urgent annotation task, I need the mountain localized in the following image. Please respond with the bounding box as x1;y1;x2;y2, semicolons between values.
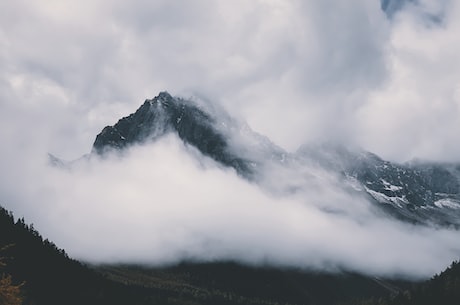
90;92;460;227
396;260;460;305
0;206;160;305
6;92;460;304
3;204;460;305
298;143;460;226
354;261;460;305
92;91;285;179
0;205;412;305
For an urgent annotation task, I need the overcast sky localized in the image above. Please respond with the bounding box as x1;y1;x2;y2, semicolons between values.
1;0;459;162
1;0;460;278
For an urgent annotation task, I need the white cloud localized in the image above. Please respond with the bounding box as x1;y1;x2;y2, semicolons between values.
1;0;460;279
0;0;390;153
356;0;460;161
1;135;460;278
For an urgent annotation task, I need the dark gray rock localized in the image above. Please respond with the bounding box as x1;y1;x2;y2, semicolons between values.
297;143;460;226
92;92;253;177
91;92;460;227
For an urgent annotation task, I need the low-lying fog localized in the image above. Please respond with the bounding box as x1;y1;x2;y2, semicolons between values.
1;134;459;279
2;0;460;280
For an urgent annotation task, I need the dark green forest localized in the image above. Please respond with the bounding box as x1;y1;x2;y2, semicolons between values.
1;205;459;305
354;261;460;305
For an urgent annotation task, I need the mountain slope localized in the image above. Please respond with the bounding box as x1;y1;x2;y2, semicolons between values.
89;92;460;227
355;261;460;305
298;143;460;226
93;91;260;177
3;202;458;305
96;262;409;305
0;206;159;305
0;205;413;305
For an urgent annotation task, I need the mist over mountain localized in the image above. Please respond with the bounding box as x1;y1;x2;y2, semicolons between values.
93;92;264;178
2;0;460;291
2;85;460;279
89;92;460;228
91;91;286;179
15;91;455;279
5;204;459;305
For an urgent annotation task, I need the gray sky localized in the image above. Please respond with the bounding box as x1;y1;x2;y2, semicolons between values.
1;0;460;278
1;0;459;161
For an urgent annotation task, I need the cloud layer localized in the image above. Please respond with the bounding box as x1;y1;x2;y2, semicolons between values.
1;0;460;279
1;135;460;279
2;0;459;161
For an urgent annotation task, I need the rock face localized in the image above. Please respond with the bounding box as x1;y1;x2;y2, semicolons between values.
92;91;253;176
298;143;460;226
91;92;460;227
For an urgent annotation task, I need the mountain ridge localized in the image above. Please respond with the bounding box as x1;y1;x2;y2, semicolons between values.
92;91;256;177
84;92;460;227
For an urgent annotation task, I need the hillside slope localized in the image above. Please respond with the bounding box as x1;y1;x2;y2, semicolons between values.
0;205;417;305
0;206;166;305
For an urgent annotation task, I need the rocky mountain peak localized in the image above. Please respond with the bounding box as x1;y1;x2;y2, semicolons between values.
88;91;460;227
92;92;254;177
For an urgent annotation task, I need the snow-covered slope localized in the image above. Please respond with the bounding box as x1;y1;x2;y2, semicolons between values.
298;143;460;226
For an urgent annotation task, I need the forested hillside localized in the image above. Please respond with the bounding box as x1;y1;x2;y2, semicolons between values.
357;261;460;305
0;206;161;305
1;205;459;305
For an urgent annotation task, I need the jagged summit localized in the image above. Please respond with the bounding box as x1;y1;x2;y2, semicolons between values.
92;92;254;176
88;92;460;227
93;91;176;152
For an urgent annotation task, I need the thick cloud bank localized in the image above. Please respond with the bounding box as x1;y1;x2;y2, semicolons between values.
1;135;460;279
1;0;460;279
